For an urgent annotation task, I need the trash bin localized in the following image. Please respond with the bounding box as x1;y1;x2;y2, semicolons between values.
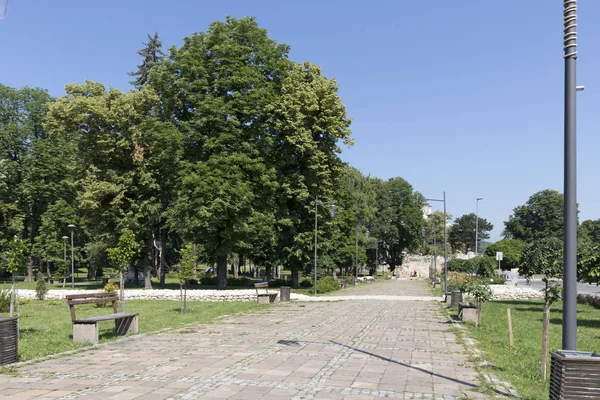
450;290;463;308
0;317;18;366
550;350;600;400
280;286;291;302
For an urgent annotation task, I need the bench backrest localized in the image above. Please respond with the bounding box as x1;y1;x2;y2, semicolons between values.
65;292;119;322
254;282;269;294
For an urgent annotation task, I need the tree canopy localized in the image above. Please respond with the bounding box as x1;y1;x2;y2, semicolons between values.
0;16;428;289
503;190;566;242
448;213;493;254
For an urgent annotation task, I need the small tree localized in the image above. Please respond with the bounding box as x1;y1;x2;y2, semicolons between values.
465;280;492;327
520;237;563;381
177;244;196;312
107;230;136;312
35;272;48;300
5;236;28;317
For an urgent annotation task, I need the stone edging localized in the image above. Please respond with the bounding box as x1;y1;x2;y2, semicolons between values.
445;306;521;399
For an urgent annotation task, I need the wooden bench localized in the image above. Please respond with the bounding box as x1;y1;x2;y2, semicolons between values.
254;282;279;304
65;292;139;345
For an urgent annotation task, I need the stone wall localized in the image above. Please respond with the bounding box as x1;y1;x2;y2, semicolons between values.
397;254;444;278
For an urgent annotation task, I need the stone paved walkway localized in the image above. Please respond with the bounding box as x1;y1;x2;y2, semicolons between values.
0;279;507;399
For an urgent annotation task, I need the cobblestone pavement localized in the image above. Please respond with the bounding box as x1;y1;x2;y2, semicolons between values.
0;279;507;399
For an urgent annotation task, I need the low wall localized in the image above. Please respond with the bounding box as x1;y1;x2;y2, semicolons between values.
16;289;261;302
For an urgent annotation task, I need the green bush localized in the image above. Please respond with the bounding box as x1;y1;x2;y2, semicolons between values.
188;279;198;285
578;294;600;309
35;272;48;300
200;276;218;285
315;277;340;294
0;289;10;313
268;278;288;288
470;256;496;277
227;277;252;286
103;281;119;292
299;278;312;289
447;259;471;273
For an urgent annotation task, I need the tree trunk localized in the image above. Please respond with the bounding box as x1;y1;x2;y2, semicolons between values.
9;272;16;317
25;257;34;282
184;286;187;312
143;239;153;289
265;265;272;281
541;304;550;380
119;271;126;312
46;261;51;279
216;255;227;289
180;283;183;312
291;269;299;289
159;232;167;286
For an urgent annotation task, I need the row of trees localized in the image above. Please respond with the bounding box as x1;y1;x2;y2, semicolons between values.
419;210;493;257
0;17;429;290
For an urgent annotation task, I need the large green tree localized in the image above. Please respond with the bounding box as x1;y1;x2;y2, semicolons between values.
503;190;566;242
45;82;182;287
370;177;424;272
265;62;353;285
448;213;493;254
154;17;291;289
0;85;57;281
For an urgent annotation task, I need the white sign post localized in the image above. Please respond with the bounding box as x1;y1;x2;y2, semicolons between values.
496;251;503;274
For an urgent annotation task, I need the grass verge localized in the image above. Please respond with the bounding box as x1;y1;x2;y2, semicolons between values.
460;300;600;400
6;299;266;363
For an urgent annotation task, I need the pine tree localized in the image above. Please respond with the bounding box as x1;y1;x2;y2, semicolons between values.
128;32;165;89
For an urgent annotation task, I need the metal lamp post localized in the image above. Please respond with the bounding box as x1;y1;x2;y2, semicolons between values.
563;0;584;351
424;192;447;296
68;224;75;290
62;236;68;287
475;197;483;255
314;196;336;295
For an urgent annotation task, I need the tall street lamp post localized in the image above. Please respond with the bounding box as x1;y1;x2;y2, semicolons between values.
475;197;483;255
62;236;68;287
563;0;584;351
424;192;447;296
68;224;75;290
314;196;336;296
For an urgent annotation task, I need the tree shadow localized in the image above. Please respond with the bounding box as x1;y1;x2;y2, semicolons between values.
550;318;600;329
329;340;517;398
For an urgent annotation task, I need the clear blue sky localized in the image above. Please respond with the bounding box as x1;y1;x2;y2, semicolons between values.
2;0;600;242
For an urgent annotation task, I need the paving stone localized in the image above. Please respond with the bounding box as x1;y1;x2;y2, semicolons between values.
0;279;509;399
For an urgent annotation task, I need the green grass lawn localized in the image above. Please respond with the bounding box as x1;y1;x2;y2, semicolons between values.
461;300;600;400
8;299;266;362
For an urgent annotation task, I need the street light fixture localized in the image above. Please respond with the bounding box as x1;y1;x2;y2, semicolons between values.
424;192;447;297
475;197;483;255
314;196;336;295
62;236;68;288
68;224;75;290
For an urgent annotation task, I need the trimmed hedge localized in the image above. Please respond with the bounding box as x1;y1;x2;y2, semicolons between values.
578;294;600;309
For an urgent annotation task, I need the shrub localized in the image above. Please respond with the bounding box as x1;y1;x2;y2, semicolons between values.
103;281;119;293
268;279;288;288
577;294;600;309
188;279;198;285
447;272;471;292
447;259;471;273
227;277;249;286
35;272;48;300
0;289;10;313
200;276;218;286
299;278;312;289
315;277;340;294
